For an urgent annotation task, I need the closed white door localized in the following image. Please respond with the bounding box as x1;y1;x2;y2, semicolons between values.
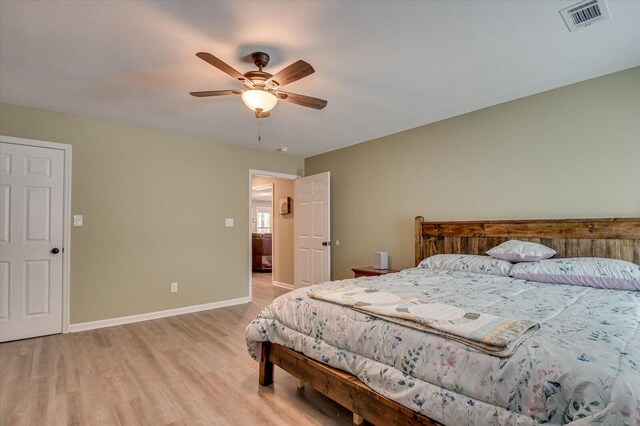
0;142;65;342
294;172;330;287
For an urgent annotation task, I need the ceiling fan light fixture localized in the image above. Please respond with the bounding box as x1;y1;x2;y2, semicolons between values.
241;90;278;113
190;51;327;120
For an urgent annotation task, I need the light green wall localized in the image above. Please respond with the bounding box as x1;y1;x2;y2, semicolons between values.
3;67;638;322
0;103;303;323
306;67;640;280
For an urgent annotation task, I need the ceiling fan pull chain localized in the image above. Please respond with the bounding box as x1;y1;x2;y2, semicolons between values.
258;119;262;143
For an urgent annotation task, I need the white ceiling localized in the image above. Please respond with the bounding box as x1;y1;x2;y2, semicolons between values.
1;1;639;157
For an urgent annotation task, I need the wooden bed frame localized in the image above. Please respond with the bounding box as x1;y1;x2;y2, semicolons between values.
259;216;640;425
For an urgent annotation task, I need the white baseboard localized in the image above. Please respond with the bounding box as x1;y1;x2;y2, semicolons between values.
68;296;251;332
272;280;294;290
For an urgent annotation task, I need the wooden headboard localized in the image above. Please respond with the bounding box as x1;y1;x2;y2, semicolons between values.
415;216;640;266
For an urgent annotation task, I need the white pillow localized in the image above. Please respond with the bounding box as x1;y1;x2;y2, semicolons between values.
510;257;640;291
419;254;513;277
487;240;556;262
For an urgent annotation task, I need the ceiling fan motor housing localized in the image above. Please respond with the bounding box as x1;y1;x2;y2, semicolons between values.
244;70;272;87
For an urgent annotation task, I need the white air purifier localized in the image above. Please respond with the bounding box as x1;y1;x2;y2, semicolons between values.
373;252;389;270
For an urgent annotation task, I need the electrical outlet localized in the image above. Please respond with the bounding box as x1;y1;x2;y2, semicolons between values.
171;282;178;293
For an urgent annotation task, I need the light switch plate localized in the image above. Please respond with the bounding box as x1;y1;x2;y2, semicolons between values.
73;215;83;226
225;218;234;227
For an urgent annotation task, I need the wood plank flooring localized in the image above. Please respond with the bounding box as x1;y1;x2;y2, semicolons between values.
0;273;358;425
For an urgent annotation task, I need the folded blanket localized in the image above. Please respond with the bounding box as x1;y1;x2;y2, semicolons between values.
309;285;539;357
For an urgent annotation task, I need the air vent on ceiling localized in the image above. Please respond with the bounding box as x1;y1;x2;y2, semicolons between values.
560;0;610;32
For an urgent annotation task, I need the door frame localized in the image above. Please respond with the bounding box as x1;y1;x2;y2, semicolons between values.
248;169;298;301
1;135;72;333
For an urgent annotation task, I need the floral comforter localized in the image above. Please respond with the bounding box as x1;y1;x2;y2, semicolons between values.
245;268;640;425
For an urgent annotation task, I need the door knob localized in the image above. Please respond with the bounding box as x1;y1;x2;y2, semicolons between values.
322;241;332;246
51;248;60;254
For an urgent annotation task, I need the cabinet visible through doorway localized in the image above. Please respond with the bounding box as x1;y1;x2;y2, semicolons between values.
252;233;272;272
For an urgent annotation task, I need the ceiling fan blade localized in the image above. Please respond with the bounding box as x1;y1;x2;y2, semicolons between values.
190;90;242;97
276;91;327;110
195;52;252;87
265;60;314;89
255;111;270;119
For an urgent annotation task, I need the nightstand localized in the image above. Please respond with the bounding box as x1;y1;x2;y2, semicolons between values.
351;266;400;278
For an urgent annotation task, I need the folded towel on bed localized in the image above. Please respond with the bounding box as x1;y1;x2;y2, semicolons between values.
309;286;539;357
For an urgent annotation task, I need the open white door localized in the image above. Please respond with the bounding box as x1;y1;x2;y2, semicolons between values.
0;142;65;342
294;172;330;288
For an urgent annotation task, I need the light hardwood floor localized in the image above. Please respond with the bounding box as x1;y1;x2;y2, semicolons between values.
0;273;359;425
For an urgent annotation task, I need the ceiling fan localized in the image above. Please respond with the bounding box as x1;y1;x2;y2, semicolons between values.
190;51;327;119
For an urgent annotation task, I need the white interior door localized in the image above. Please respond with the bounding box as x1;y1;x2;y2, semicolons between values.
294;172;330;287
0;142;65;342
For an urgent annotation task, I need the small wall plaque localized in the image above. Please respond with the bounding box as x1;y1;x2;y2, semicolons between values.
278;197;291;215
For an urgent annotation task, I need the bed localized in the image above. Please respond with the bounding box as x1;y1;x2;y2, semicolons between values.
246;217;640;425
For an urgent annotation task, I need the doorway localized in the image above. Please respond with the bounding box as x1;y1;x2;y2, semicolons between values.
248;170;297;298
251;183;273;281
